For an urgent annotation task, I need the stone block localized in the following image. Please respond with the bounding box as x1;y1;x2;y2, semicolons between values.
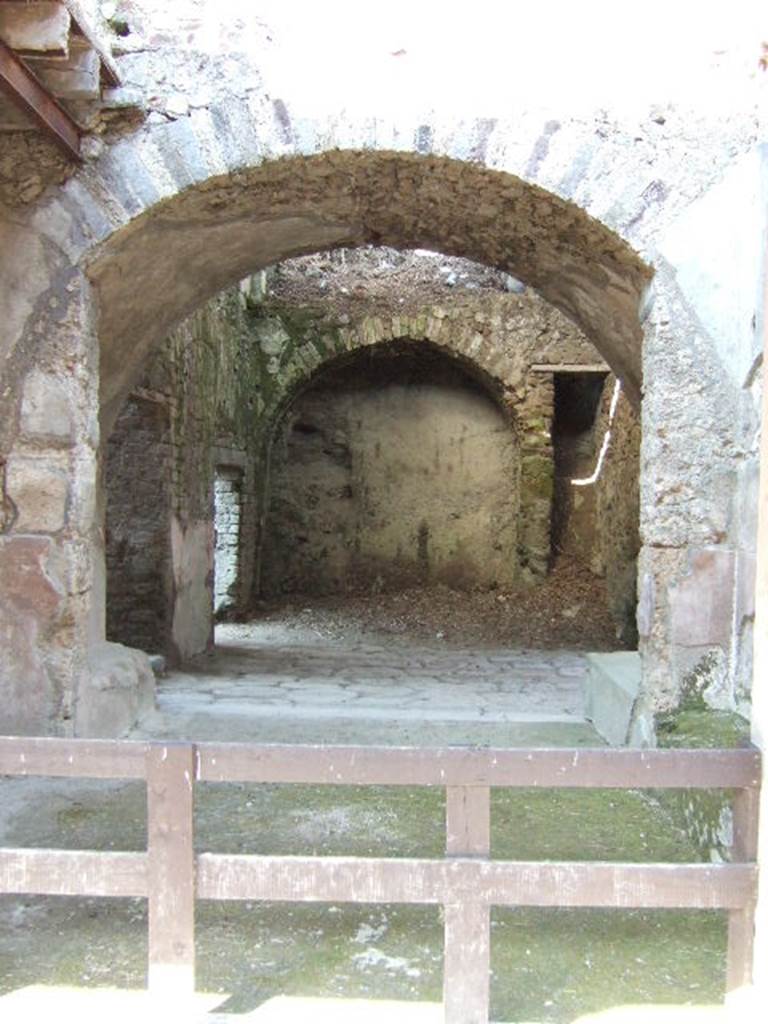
6;455;69;533
0;535;61;618
0;536;64;735
669;548;736;648
584;651;641;746
0;2;70;55
102;87;145;110
77;642;155;738
30;44;100;100
0;223;49;370
258;318;291;355
20;369;73;442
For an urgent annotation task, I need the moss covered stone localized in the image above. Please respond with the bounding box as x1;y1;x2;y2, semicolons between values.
521;453;554;500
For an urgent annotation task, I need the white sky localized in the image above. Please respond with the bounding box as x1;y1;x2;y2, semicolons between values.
254;0;768;115
121;0;768;116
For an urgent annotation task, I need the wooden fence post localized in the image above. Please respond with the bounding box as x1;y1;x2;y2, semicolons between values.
727;785;760;993
444;785;491;1024
146;743;196;995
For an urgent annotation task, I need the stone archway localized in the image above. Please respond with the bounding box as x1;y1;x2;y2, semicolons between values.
89;149;650;434
101;243;643;692
1;109;750;739
249;294;582;593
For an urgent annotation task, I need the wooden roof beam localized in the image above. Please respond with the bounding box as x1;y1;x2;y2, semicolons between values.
0;35;80;160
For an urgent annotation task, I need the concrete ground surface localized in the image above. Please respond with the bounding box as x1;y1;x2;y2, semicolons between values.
0;622;742;1022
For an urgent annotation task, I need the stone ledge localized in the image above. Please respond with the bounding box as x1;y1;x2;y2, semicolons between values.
584;651;641;746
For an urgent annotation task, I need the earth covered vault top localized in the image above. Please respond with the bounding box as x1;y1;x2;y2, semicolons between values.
87;149;653;428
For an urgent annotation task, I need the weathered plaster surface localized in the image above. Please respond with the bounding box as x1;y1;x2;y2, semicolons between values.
263;357;520;596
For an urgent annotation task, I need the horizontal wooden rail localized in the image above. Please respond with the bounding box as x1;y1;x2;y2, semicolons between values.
0;736;149;778
1;737;760;789
1;849;753;910
0;848;147;897
198;742;761;789
197;854;756;909
0;736;761;1024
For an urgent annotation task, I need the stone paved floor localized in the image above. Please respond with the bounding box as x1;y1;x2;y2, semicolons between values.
137;622;596;744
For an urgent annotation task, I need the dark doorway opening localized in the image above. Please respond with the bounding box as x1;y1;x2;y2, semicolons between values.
550;372;608;563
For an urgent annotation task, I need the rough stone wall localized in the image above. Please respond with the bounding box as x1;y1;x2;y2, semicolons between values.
104;287;259;662
240;254;639;624
0;0;764;737
592;381;642;644
0;268;101;736
261;348;520;595
106;253;610;652
245;251;601;592
105;393;171;653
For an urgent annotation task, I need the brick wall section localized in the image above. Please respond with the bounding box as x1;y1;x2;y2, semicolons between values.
106;393;172;654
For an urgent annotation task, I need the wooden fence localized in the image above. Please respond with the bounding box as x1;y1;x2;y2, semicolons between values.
0;738;761;1023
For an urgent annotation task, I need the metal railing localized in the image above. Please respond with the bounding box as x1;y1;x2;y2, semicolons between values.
0;737;761;1023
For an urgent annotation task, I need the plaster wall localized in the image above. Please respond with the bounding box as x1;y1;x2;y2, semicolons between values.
262;355;519;595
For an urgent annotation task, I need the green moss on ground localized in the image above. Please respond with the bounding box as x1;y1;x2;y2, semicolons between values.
0;773;728;1021
655;708;749;750
655;700;750;862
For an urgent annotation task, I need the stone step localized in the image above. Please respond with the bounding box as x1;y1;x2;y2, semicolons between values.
584;650;641;746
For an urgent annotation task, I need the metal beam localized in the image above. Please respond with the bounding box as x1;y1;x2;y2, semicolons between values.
0;34;80;160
